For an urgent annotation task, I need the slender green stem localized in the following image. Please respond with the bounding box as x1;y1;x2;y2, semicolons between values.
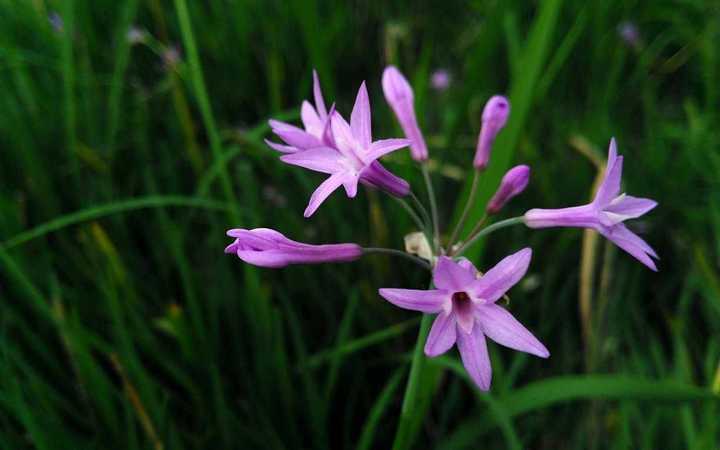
61;0;77;183
447;170;480;249
363;248;431;270
455;216;525;257
409;191;432;230
174;0;241;223
459;213;488;251
392;311;433;450
393;197;427;235
421;164;440;252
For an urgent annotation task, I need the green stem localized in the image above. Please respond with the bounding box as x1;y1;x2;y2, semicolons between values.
447;170;480;249
363;248;431;271
393;197;428;236
392;312;433;450
174;0;241;223
421;164;440;252
409;191;432;231
455;216;525;257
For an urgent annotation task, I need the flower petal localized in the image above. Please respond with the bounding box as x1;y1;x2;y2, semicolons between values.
457;328;492;391
301;101;324;137
604;194;658;220
330;111;359;159
303;172;346;217
424;312;457;357
364;138;411;162
456;257;480;278
264;139;297;154
342;175;359;198
433;256;477;291
470;248;532;303
594;139;624;206
600;224;658;271
273;128;323;150
378;288;448;313
359;161;410;197
236;249;289;268
280;147;344;174
479;304;549;358
381;66;428;161
350;81;372;148
312;70;328;119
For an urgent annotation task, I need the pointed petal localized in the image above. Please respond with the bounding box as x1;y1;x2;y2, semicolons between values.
378;288;449;313
457;328;492;390
605;195;658;220
273;128;323;150
342;175;359;198
600;224;658;271
424;312;457;357
433;256;477;291
264;139;297;154
456;257;480;278
594;139;624;206
268;118;297;132
280;147;344;174
330;111;359;159
350;81;372;147
364;138;411;162
301;101;323;136
313;70;328;119
470;248;532;303
303;172;346;217
479;304;549;357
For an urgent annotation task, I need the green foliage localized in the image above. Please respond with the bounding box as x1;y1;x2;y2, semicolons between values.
1;0;718;448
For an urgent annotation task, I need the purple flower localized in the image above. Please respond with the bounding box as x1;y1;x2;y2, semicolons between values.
430;69;451;91
225;228;362;268
618;21;641;49
382;66;429;162
379;250;549;390
266;70;332;154
266;72;411;215
487;165;530;214
524;138;659;271
48;12;64;33
473;96;510;170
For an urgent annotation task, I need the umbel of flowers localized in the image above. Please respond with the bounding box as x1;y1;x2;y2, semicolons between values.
226;67;658;391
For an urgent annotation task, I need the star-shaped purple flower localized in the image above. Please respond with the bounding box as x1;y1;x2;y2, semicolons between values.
379;250;549;390
279;82;410;217
265;72;411;216
524;138;659;270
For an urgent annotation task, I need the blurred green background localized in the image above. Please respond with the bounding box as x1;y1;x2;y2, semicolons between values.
1;0;719;448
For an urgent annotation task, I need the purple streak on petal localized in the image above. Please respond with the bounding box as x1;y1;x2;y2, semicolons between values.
364;138;411;162
350;81;372;148
487;165;530;214
378;288;449;313
360;161;410;197
600;224;658;271
264;139;297;154
604;195;658;220
470;248;532;303
304;172;346;217
280;147;344;174
433;256;477;292
479;304;549;358
473;96;510;170
457;328;492;390
524;204;600;229
301;101;324;137
381;66;428;162
312;70;328;119
424;312;457;357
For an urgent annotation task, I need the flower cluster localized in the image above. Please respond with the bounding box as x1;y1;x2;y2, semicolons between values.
226;67;658;390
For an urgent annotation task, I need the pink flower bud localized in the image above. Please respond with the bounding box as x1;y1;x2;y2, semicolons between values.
473;96;510;170
487;165;530;214
382;66;428;162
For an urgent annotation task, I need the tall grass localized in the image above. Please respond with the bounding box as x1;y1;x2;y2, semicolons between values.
1;1;718;449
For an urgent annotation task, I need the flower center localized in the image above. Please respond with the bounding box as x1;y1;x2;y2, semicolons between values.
452;291;475;333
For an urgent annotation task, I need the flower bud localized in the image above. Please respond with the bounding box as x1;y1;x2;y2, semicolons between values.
487;165;530;214
473;96;510;170
225;228;362;268
382;66;428;162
